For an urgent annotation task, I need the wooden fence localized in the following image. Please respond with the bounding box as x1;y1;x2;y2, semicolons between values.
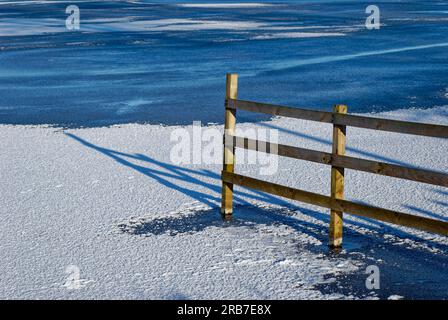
220;73;448;247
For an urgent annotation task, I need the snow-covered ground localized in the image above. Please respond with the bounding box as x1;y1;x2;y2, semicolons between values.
1;106;447;299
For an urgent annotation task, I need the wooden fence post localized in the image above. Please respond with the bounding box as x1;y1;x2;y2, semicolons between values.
221;74;238;216
329;104;347;247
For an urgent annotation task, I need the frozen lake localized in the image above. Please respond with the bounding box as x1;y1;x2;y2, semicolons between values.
0;0;448;126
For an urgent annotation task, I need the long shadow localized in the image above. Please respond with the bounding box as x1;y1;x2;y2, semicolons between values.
437;190;448;196
433;200;448;208
66;131;448;298
403;205;448;222
431;189;448;208
64;132;297;209
418;187;448;218
65;132;447;247
433;189;448;197
119;205;448;299
118;205;330;241
65;132;391;233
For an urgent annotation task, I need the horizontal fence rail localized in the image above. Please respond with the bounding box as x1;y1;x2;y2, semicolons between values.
225;134;448;187
221;74;448;247
222;171;448;236
226;98;448;138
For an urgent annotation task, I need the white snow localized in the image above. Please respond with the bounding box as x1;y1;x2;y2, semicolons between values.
387;294;404;300
0;15;359;37
251;32;346;40
124;19;266;31
177;3;276;9
0;106;447;299
0;18;267;36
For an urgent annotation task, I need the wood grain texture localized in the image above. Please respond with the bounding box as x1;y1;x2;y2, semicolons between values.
329;105;347;247
228;98;448;138
225;134;448;187
222;171;448;236
221;74;238;215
